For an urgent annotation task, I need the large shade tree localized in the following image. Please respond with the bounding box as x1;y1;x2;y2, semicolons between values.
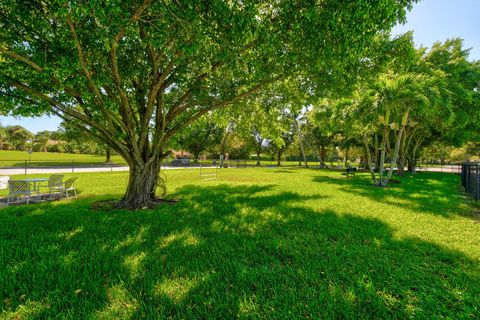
0;0;415;208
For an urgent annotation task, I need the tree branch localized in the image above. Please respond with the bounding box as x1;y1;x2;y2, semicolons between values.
108;0;153;161
165;39;259;124
0;46;84;105
162;80;270;146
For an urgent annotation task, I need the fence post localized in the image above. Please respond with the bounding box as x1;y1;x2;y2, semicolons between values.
24;160;27;175
477;165;480;201
466;164;470;190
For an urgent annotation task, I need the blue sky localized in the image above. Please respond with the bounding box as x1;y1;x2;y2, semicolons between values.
1;0;479;134
392;0;480;60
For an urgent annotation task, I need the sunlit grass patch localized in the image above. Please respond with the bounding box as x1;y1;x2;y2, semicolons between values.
95;284;138;319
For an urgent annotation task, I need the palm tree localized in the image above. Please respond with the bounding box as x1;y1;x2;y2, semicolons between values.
347;72;442;186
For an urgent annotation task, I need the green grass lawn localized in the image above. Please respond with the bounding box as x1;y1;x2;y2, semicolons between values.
1;168;479;318
0;150;126;167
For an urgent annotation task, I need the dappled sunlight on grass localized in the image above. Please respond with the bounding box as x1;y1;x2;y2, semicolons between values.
3;300;50;319
159;229;202;249
95;284;138;319
58;226;83;241
154;276;199;304
114;226;149;251
1;168;479;318
123;252;147;279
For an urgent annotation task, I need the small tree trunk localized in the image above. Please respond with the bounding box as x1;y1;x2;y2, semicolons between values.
397;127;408;176
407;158;416;174
277;149;282;166
117;158;163;210
319;145;327;168
363;135;377;185
382;126;404;186
344;146;350;167
378;129;387;186
256;150;261;166
397;159;405;176
383;111;409;186
106;148;111;162
298;138;308;168
408;137;422;175
377;109;391;186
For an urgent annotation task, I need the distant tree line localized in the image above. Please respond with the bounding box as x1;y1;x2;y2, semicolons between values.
0;122;109;157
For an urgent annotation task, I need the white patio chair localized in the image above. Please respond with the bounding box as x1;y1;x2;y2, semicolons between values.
62;177;78;198
7;180;39;205
0;176;9;190
45;175;64;199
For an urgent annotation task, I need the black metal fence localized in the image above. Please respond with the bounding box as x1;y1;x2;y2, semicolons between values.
461;163;480;201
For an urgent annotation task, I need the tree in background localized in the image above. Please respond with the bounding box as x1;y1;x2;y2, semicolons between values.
0;126;7;150
308;106;336;168
421;39;480;147
172;116;223;160
270;130;295;166
5;125;34;151
234;92;292;166
33;133;49;152
59;121;111;161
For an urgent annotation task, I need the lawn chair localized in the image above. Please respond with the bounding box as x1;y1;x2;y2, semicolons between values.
7;180;39;205
62;177;78;198
45;175;64;199
0;176;9;190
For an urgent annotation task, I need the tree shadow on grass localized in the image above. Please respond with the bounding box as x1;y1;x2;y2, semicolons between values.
312;171;469;218
0;184;479;318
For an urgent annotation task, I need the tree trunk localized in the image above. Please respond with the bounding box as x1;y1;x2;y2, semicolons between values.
106;148;111;162
363;135;377;185
408;137;423;175
298;138;308;168
382;111;409;187
319;145;326;168
397;157;405;176
256;149;261;166
382;126;404;186
378;126;388;186
117;158;163;209
407;158;416;174
344;146;349;167
194;150;201;161
397;126;408;176
277;149;282;166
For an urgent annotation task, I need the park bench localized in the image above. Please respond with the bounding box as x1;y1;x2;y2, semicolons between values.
341;167;357;179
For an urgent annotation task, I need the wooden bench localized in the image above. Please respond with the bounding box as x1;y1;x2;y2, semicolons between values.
341;167;357;179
